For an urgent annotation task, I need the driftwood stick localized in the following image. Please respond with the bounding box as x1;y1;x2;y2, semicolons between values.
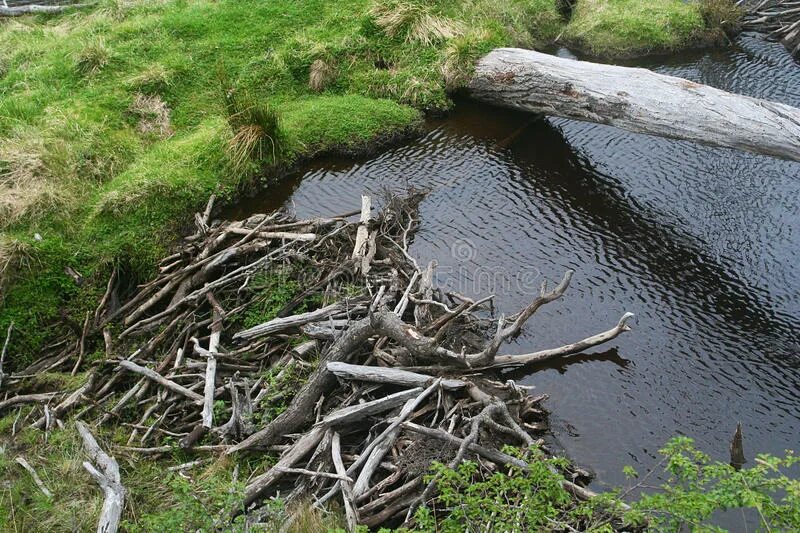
201;304;222;430
487;312;634;368
352;195;372;263
332;432;359;531
15;456;53;499
327;362;466;390
318;387;424;428
233;302;364;342
76;421;125;533
0;321;12;389
118;360;203;404
0;392;59;412
318;379;441;506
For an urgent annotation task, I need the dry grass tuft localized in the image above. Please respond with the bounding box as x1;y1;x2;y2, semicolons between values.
75;38;112;75
0;136;62;230
0;235;32;292
129;93;174;139
370;1;463;45
309;58;335;92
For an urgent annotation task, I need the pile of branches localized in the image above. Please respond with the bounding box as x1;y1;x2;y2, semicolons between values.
0;192;634;531
741;0;800;56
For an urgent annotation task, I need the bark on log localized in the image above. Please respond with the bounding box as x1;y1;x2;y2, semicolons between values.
468;48;800;163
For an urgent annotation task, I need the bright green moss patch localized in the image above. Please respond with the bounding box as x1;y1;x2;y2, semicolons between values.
565;0;714;58
283;95;423;156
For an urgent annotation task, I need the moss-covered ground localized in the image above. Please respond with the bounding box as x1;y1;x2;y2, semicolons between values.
0;0;738;364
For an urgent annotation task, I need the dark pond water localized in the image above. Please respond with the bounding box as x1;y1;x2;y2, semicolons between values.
230;33;800;491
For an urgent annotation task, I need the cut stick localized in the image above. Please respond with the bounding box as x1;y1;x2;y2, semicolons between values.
233;302;364;341
327;362;465;390
486;312;634;369
15;456;53;499
332;432;359;531
318;379;441;506
351;195;372;263
225;227;317;241
0;392;59;412
318;387;423;428
201;304;222;429
118;360;203;404
0;321;12;389
76;421;125;533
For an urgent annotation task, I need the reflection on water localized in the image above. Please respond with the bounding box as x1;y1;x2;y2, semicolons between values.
228;33;800;489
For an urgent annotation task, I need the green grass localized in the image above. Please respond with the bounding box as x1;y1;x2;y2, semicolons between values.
564;0;738;58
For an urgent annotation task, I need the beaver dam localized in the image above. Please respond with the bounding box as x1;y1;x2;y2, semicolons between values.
0;192;640;530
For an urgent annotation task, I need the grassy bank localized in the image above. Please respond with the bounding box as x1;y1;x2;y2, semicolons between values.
0;0;738;362
564;0;743;58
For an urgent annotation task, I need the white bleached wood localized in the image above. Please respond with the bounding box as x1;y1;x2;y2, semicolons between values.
118;360;203;404
351;195;372;262
318;387;423;427
15;456;53;499
76;421;125;533
488;312;634;368
327;362;465;390
233;302;363;341
469;48;800;162
332;432;359;531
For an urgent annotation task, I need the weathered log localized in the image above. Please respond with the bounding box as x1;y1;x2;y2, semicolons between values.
0;3;90;16
469;48;800;162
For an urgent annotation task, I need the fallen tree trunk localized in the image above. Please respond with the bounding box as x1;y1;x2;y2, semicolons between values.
468;48;800;163
0;3;89;16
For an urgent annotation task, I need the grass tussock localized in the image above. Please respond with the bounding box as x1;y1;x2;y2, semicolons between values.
219;69;285;174
0;235;32;292
699;0;744;35
124;63;173;94
0;135;61;230
129;93;173;139
74;38;112;75
370;0;465;45
309;58;335;92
